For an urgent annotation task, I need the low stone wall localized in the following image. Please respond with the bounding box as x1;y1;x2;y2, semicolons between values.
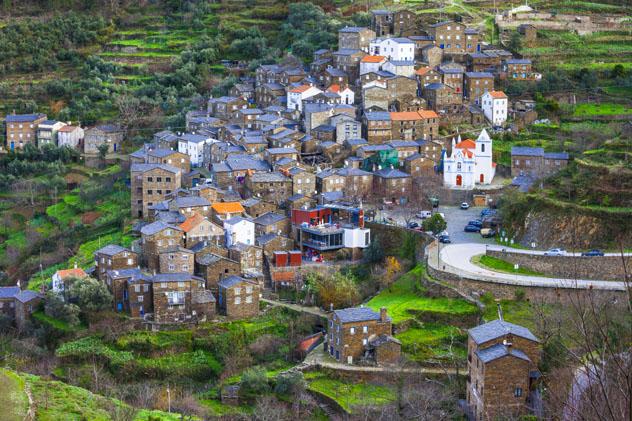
487;249;631;282
427;264;626;305
365;223;433;261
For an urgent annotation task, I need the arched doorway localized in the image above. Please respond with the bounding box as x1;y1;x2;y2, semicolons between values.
480;174;484;183
456;175;462;186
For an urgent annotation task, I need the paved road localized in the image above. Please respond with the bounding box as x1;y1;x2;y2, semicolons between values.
430;242;628;291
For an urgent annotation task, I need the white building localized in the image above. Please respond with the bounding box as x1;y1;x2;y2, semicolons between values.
327;84;355;105
343;227;371;248
224;216;255;248
443;129;495;189
369;37;415;62
57;125;85;149
287;85;322;112
359;55;387;75
382;60;415;78
51;266;87;294
481;91;508;127
177;133;213;167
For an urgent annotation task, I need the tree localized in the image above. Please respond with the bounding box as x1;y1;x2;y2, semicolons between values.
508;31;522;53
44;291;80;326
383;256;402;288
97;143;109;167
307;271;360;309
68;276;112;313
423;213;447;235
364;234;385;263
274;371;306;397
240;367;270;398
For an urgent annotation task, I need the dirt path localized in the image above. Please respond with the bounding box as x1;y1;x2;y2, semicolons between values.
24;383;35;421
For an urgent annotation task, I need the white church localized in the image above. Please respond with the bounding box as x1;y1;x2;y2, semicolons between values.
443;129;496;189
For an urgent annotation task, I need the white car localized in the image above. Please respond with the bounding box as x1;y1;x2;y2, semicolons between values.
544;248;567;256
416;210;432;219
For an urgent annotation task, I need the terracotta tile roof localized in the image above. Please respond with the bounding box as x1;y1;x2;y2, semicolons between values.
289;85;312;93
456;139;476;149
327;84;340;93
488;90;508;99
418;110;439;119
415;66;432;76
461;148;475;158
211;202;245;214
179;213;204;232
361;55;385;63
55;268;87;279
390;111;423;121
58;125;79;132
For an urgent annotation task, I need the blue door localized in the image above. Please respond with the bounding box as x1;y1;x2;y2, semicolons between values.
113;143;117;152
439;44;444;49
117;302;123;312
477;44;481;52
10;141;14;151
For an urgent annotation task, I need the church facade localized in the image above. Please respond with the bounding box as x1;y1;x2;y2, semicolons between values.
443;129;495;189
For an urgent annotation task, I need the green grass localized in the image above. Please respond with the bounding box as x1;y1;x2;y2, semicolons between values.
68;231;133;269
306;372;396;413
573;103;632;117
472;255;545;276
200;399;252;417
481;297;540;332
366;265;478;324
46;201;80;226
32;310;76;333
395;323;467;362
0;369;29;421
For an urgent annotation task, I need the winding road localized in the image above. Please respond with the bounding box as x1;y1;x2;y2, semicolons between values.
429;242;629;291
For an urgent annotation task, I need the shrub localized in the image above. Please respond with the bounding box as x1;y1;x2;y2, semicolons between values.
514;288;526;301
274;371;306;397
240;367;269;398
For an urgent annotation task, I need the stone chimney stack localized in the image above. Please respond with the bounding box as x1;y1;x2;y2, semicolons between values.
380;307;387;322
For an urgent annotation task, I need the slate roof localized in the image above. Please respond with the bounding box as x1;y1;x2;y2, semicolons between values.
4;113;46;122
469;319;539;344
254;212;287;226
256;233;279;246
365;111;391;121
95;244;129;256
346;138;368;146
152;273;205;283
193;290;216;304
465;71;494;78
130;163;181;174
0;286;21;298
476;343;531;364
336;167;371;177
224;216;252;226
390;140;419;148
106;269;151;283
544;152;569;160
506;58;532;65
15;290;42;303
140;221;182;236
267;147;298;155
333;48;363;56
374;168;411;178
511;146;544;156
333;307;388;323
219;275;252;289
172;196;210;208
147;148;180;158
249;172;289;183
179;134;210;144
368;334;401;347
388;60;415;66
196;253;226;266
424;82;447;90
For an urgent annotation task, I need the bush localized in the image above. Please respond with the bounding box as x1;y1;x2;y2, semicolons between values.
514;288;526;301
44;291;80;327
422;213;447;235
240;367;269;398
274;371;306;396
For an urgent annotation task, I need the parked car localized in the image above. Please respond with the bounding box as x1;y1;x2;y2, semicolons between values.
480;228;496;238
482;216;501;227
416;210;432;219
581;249;605;256
480;209;497;218
408;221;420;229
544;248;567;256
464;224;481;233
468;220;483;228
460;202;470;210
438;234;451;244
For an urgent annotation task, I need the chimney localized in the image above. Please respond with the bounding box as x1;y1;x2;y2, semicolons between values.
74;262;78;269
380;307;387;322
330;303;334;311
497;302;504;321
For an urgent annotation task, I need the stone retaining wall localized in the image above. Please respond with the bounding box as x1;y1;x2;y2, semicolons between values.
427;264;626;305
365;223;433;261
487;249;631;282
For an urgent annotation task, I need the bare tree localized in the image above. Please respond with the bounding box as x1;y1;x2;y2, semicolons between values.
253;395;290;421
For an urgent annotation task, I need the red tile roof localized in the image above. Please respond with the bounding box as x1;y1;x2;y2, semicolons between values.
55;268;87;279
289;85;312;93
361;55;385;63
179;213;204;232
488;90;508;99
456;139;476;149
212;202;245;214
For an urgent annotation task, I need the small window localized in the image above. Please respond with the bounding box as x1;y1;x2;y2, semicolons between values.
350;327;355;334
514;387;523;397
235;296;241;304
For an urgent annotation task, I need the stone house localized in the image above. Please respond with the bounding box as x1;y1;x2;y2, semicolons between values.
146;149;191;173
4;113;47;151
159;246;195;274
423;83;463;113
316;169;345;194
362;84;389;111
337;167;373;200
241;198;277;218
421;45;443;67
218;276;260;319
510;147;569;178
264;147;299;166
393;9;418;36
229;82;256;101
312;124;336;142
332;49;366;81
344;138;368;154
152;273;211;323
140;221;184;271
0;286;20;320
467;51;504;73
364;111;392;144
179;213;224;248
285;167;316;196
211;202;245;224
106;269;153;317
371;9;392;36
390;110;439;141
357;144;393;160
439;64;465;93
504;59;534;80
517;24;537;47
429;20;479;57
0;287;42;330
464;72;494;105
372;168;413;204
256;83;286;108
466;317;541;420
234;108;264;129
244;171;292;205
36;120;66;146
94;244;138;282
322;67;350;88
416;66;442;88
338;27;375;52
253;212;291;237
404;153;436;177
51;267;87;294
228;243;263;275
195;253;241;291
320;141;345;163
207;96;248;120
326;307;399;365
84;125;124;154
130;163;182;219
168;196;211;219
389;140;419;162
